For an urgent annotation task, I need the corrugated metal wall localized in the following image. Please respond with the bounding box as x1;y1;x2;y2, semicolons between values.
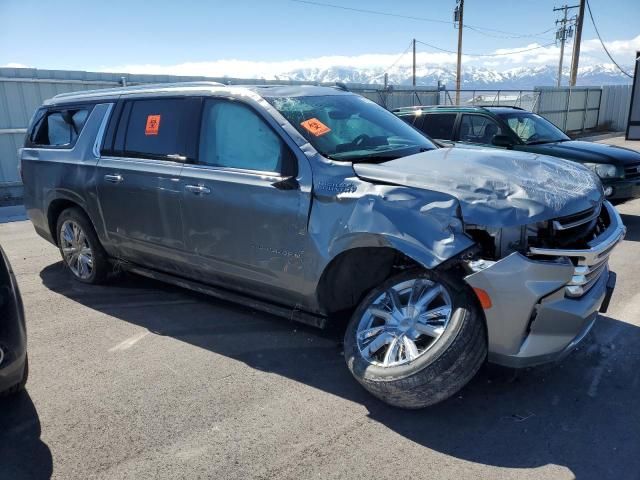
0;68;438;203
535;86;602;132
598;84;632;132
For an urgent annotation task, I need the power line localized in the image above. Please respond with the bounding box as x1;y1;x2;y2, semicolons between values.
585;0;633;78
465;25;556;41
290;0;556;39
415;39;556;57
373;40;415;79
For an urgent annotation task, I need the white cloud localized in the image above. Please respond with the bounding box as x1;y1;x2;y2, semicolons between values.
1;62;29;68
92;35;637;79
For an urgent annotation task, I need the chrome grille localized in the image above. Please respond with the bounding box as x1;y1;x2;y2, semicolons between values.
529;202;625;298
624;162;640;179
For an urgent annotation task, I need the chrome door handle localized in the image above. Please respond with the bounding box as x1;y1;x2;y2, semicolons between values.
104;174;124;184
185;184;211;195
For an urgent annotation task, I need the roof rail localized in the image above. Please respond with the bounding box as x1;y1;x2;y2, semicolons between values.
392;105;489;113
52;81;226;100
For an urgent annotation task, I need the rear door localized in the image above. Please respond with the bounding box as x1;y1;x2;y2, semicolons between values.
179;97;311;304
96;96;199;272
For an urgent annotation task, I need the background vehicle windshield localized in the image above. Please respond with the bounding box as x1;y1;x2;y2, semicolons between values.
497;111;570;145
267;95;436;162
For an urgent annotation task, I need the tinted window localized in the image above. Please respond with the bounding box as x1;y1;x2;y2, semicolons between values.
30;108;91;147
459;115;503;144
122;99;187;158
421;113;456;140
199;100;284;173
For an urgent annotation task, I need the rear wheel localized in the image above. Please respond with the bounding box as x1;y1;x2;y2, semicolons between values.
56;207;110;284
344;268;487;409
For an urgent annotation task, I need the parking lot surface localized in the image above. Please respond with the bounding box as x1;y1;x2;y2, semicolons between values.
1;198;640;480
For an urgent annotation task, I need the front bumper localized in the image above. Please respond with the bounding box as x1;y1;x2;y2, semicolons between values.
465;201;625;368
603;177;640;200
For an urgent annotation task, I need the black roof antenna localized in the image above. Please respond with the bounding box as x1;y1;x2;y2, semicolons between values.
334;82;349;92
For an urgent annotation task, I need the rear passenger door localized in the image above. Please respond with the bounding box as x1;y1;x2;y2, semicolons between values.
179;98;311;304
97;96;199;272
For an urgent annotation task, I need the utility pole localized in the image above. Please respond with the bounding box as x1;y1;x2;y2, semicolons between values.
554;4;577;87
569;0;585;86
454;0;464;104
412;38;416;87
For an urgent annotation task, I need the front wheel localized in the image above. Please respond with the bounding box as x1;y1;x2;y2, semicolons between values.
344;268;487;409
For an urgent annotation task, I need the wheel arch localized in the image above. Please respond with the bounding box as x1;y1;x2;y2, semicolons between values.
46;192;91;245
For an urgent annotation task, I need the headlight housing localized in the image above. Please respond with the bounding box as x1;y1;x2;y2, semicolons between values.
583;163;620;178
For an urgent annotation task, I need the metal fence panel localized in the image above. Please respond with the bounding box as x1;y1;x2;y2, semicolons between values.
599;84;632;131
535;86;602;133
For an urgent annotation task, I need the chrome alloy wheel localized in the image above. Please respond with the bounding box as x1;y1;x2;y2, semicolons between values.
60;220;94;280
356;278;453;367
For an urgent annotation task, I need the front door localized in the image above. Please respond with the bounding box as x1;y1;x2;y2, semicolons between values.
180;98;311;304
96;97;197;273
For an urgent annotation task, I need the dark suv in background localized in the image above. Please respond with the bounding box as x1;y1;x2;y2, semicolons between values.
395;105;640;202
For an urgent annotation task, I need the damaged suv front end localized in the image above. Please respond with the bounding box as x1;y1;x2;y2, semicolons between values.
353;146;625;369
465;200;624;367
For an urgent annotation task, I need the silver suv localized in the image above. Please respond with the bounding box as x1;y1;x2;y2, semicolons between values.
20;83;624;408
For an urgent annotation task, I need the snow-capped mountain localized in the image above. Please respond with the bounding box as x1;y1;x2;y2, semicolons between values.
274;64;633;89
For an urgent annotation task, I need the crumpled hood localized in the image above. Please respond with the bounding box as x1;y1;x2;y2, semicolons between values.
525;140;640;165
353;147;604;227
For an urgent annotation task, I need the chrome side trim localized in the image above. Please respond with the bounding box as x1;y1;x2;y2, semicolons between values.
92;103;114;159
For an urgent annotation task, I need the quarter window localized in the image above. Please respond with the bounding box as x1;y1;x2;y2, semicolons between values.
459;115;503;144
420;113;457;140
29;108;91;147
199;100;285;173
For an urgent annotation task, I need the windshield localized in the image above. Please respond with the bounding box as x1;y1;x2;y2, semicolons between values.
497;111;570;145
266;94;436;162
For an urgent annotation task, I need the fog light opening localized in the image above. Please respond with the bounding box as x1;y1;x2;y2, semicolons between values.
604;186;613;197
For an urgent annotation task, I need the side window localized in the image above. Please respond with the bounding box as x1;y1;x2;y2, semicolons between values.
121;98;187;159
459;115;503;144
199;100;286;173
421;113;457;140
29;107;91;147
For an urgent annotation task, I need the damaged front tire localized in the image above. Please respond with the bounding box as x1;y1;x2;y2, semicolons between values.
344;268;487;409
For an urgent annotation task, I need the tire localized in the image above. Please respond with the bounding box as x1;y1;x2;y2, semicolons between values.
56;207;110;284
344;268;487;409
0;354;28;397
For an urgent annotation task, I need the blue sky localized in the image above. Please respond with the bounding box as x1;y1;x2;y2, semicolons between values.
1;0;638;75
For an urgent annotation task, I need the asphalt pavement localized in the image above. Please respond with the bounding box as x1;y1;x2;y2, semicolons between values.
1;196;639;480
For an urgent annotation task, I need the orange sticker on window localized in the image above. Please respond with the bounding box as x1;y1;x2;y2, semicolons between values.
300;118;331;137
145;115;161;136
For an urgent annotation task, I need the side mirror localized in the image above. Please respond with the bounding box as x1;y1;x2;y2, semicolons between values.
492;134;514;148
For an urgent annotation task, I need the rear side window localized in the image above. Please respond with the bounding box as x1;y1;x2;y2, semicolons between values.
28;107;92;147
120;98;187;159
420;113;457;140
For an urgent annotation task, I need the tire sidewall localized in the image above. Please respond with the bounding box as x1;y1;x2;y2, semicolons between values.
56;209;100;284
344;268;472;382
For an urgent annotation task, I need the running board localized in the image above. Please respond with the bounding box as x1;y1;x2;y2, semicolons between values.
121;264;328;329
